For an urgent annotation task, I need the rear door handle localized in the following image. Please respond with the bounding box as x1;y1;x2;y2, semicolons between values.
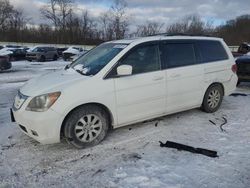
153;76;164;81
170;74;181;78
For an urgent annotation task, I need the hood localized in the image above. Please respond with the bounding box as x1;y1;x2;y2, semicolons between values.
236;55;250;63
20;68;88;96
0;48;13;56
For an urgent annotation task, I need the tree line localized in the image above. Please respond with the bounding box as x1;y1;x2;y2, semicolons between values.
0;0;249;46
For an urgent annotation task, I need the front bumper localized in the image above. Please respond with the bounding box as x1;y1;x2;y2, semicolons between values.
12;107;64;144
63;53;75;61
26;56;38;61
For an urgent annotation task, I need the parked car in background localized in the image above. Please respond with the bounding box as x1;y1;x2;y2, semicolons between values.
236;55;250;85
5;45;22;49
232;42;250;57
26;46;58;62
8;48;27;61
57;47;68;57
0;54;11;71
12;35;237;148
62;46;85;61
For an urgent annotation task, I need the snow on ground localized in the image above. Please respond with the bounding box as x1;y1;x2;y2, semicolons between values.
0;60;250;188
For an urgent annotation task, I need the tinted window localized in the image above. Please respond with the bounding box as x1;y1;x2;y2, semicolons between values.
119;44;160;74
161;43;196;68
197;40;228;62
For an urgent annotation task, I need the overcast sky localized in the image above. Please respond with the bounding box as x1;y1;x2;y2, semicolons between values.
9;0;250;29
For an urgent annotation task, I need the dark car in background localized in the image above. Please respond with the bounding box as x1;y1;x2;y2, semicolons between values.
0;55;11;71
26;46;58;62
232;42;250;57
236;55;250;85
57;47;68;57
8;48;27;61
5;45;22;48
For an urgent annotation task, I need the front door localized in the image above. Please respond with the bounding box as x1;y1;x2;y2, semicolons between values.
111;43;166;126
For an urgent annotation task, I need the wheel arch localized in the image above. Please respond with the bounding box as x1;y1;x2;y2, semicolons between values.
206;82;225;96
60;102;114;138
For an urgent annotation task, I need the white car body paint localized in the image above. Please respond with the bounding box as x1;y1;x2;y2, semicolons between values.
12;36;238;144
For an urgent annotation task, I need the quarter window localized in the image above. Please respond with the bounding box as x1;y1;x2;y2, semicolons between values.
197;40;228;62
161;43;196;68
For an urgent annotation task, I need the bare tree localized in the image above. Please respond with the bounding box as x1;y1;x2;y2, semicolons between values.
9;9;29;30
135;21;164;37
166;14;213;35
216;15;250;45
110;0;129;39
40;0;74;29
0;0;14;29
99;0;129;40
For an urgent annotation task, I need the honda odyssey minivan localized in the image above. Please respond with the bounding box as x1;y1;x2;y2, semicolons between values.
11;35;238;148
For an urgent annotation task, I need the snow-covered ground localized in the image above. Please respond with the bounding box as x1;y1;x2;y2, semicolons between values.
0;60;250;188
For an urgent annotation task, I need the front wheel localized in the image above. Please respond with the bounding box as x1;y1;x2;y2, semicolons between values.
63;105;109;148
202;84;223;113
39;55;45;62
53;55;58;61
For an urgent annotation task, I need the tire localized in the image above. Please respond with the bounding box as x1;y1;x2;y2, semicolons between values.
63;105;110;148
39;55;45;62
202;84;223;113
53;55;58;61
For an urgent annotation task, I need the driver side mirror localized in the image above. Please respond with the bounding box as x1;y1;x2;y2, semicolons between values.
117;65;132;76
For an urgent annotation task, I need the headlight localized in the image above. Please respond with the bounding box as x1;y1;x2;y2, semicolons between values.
26;92;61;112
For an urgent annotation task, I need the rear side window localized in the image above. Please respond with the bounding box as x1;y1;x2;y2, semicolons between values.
160;43;196;69
197;40;228;63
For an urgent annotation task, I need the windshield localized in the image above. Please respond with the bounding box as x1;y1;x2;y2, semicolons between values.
69;43;127;76
32;47;45;52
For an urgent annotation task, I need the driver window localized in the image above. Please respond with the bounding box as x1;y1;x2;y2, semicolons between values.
119;44;160;75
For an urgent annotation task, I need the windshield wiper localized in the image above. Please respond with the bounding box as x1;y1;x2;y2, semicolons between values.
64;64;70;70
75;69;86;75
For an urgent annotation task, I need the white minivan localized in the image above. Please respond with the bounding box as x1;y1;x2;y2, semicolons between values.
11;35;238;148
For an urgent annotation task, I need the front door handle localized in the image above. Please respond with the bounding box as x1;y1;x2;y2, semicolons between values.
153;76;164;81
170;74;181;78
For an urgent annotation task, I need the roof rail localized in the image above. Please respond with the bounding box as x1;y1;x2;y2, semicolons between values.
148;33;214;37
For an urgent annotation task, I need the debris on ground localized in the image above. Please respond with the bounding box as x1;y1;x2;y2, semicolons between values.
122;153;142;161
92;169;106;177
159;141;218;158
155;122;158;127
1;143;16;150
220;117;228;132
209;120;216;125
209;116;228;132
230;93;248;97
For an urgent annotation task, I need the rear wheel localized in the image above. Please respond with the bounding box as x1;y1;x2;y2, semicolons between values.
63;105;109;148
53;55;58;61
39;55;45;62
202;84;223;113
